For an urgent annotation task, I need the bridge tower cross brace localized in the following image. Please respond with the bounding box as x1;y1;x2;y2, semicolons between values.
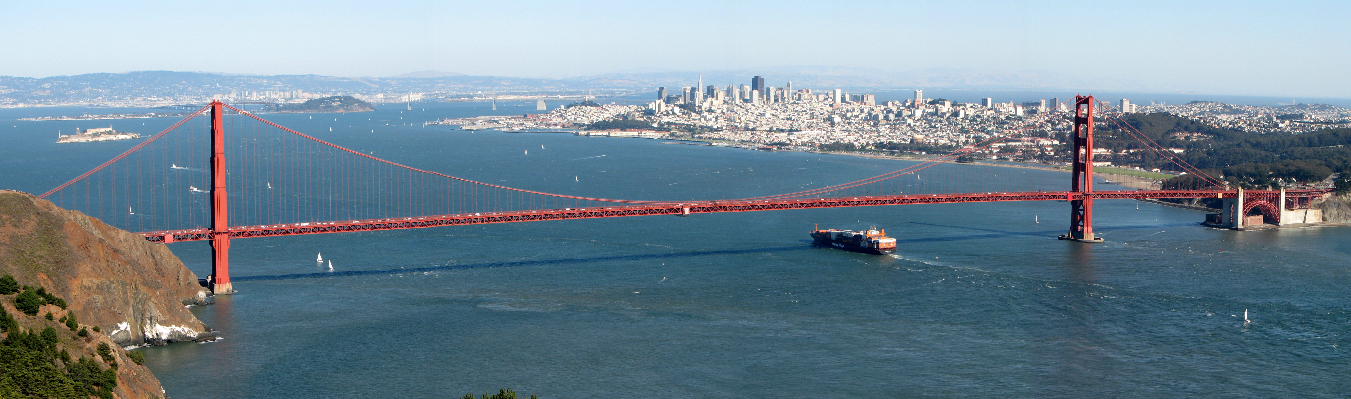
209;101;234;294
1060;95;1105;243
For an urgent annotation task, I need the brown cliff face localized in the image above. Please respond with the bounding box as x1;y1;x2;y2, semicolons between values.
1316;193;1351;222
0;191;212;347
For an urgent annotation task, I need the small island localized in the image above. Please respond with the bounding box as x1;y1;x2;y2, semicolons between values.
21;112;188;121
267;95;375;113
57;127;142;143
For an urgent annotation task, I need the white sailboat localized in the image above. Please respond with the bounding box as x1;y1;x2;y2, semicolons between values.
1035;215;1039;223
316;253;323;263
327;260;333;271
128;207;134;215
267;182;273;189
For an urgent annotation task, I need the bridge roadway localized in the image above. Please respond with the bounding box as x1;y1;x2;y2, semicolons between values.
138;189;1323;243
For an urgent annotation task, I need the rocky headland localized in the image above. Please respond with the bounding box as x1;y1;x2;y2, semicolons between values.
0;190;214;398
1316;192;1351;222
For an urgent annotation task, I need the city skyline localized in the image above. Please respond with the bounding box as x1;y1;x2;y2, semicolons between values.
1;1;1348;98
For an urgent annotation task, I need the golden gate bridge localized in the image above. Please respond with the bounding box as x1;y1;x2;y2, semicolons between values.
36;96;1329;295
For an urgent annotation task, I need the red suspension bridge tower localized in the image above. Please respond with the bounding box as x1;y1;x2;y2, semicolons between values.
1059;95;1104;243
209;101;233;294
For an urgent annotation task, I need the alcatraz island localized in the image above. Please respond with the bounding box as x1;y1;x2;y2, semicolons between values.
56;127;142;143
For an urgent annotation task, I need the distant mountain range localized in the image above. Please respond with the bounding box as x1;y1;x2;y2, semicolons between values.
0;67;1154;106
0;71;586;106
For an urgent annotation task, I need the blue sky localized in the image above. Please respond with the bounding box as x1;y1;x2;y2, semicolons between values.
1;0;1347;98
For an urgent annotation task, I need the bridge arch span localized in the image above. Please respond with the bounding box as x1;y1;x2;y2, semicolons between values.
1243;200;1281;225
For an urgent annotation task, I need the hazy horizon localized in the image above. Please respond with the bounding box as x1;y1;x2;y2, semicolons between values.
3;1;1348;98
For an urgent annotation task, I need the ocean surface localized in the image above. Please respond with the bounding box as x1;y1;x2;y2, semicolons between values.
1;102;1348;398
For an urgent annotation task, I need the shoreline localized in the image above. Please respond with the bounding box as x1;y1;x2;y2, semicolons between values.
452;124;1173;189
778;148;1167;190
450;126;1340;197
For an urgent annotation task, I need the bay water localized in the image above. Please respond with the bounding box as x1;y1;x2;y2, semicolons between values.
1;102;1347;398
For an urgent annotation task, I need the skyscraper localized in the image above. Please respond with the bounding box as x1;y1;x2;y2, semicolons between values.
981;97;994;107
1048;97;1059;112
657;87;666;101
914;90;924;107
696;75;704;105
1120;99;1133;113
752;76;765;93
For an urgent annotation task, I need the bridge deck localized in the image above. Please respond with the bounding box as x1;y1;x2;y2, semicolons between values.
139;189;1326;243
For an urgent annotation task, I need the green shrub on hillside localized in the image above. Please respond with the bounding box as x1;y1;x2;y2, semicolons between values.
14;289;43;315
0;275;18;295
1;326;117;398
96;343;114;364
41;327;58;345
0;308;16;333
36;287;65;309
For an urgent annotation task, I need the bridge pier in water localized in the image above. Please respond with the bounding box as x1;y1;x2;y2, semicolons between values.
1060;95;1105;243
1216;187;1325;229
209;101;233;295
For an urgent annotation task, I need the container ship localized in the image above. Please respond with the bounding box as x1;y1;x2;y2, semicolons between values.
810;226;897;255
